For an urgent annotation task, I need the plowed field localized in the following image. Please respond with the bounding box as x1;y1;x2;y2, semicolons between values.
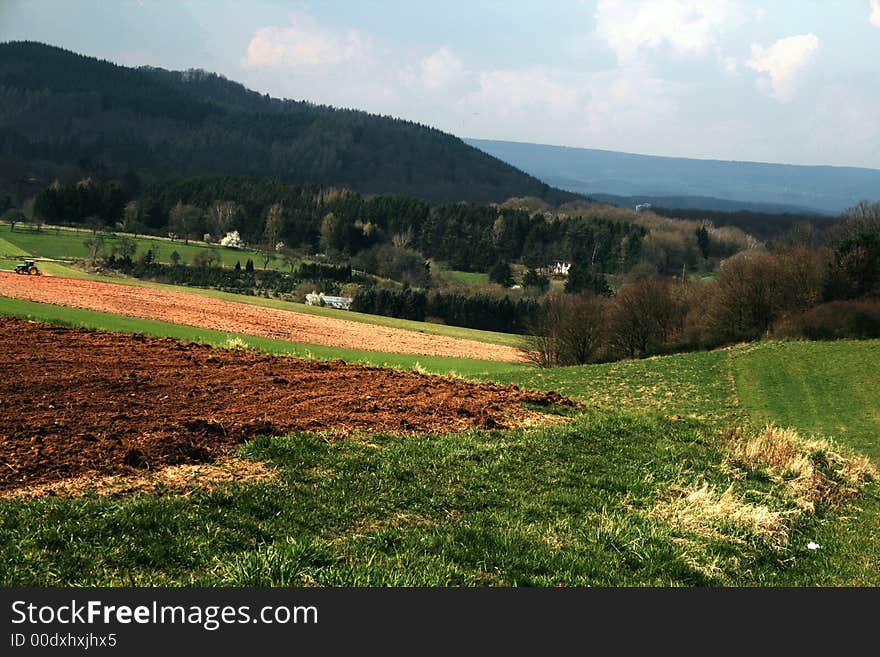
0;318;570;492
0;272;524;362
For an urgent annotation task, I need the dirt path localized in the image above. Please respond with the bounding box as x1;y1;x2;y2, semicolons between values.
0;272;525;362
0;318;569;492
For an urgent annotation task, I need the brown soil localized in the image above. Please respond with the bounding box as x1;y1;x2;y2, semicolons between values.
0;317;571;493
0;272;524;362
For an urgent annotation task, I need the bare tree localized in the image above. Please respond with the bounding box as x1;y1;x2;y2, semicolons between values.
207;200;241;236
521;292;606;367
264;202;285;249
605;276;684;359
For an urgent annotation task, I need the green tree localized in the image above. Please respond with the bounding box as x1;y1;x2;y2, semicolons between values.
83;234;106;262
319;212;347;254
696;225;710;259
122;201;142;235
169;202;203;244
522;268;549;292
113;235;137;260
489;260;514;287
565;263;611;296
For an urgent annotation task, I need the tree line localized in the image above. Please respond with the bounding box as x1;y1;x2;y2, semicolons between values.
32;175;646;278
525;201;880;366
353;288;540;333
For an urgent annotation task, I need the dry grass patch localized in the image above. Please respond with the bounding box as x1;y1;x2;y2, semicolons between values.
2;457;277;499
653;425;876;577
722;425;877;511
656;483;793;549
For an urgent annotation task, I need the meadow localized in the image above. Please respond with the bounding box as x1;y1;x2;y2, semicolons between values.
0;223;283;270
0;292;876;586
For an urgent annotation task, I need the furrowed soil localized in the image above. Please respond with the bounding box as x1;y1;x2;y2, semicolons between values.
0;318;570;492
0;272;524;362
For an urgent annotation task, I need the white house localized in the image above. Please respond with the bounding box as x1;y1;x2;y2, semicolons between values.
549;261;571;277
305;292;353;310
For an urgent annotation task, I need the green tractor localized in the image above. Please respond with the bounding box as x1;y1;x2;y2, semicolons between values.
14;259;41;276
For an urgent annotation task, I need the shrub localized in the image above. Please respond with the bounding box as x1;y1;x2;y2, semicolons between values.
772;299;880;340
704;247;825;344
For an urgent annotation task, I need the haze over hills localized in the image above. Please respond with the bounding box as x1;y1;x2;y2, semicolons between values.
0;41;577;206
465;138;880;215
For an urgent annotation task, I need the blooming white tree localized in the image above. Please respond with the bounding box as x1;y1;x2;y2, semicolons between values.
220;230;244;249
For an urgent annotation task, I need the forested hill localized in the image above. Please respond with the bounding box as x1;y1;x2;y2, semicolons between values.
0;41;577;206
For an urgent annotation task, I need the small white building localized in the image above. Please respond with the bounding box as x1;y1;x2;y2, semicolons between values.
635;203;652;213
305;292;353;310
549;261;571;277
322;295;353;310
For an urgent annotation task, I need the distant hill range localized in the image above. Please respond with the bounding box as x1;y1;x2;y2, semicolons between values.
0;41;577;206
465;138;880;215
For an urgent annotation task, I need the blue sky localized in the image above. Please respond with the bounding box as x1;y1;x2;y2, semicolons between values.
2;1;879;168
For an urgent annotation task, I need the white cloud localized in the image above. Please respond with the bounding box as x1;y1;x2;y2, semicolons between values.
468;69;582;117
745;33;819;101
457;66;685;156
582;69;681;142
417;48;464;91
870;0;880;28
245;12;373;68
595;0;743;65
721;55;738;74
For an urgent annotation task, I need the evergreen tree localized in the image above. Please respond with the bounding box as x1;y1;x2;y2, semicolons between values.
696;225;710;259
488;260;514;287
522;267;549;291
565;263;612;297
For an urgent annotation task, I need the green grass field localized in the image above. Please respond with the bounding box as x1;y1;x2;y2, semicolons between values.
437;269;490;287
1;224;282;270
0;300;876;586
731;340;880;459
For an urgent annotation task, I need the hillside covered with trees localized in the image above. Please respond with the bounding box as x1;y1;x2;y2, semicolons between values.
0;41;576;207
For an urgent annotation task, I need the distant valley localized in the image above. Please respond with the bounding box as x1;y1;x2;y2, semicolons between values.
465;138;880;215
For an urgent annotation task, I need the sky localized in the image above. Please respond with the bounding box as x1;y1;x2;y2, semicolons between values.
2;0;879;169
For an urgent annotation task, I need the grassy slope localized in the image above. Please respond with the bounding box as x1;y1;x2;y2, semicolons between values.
729;340;880;585
1;225;274;269
731;341;880;459
487;349;742;424
0;236;30;257
0;301;876;586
